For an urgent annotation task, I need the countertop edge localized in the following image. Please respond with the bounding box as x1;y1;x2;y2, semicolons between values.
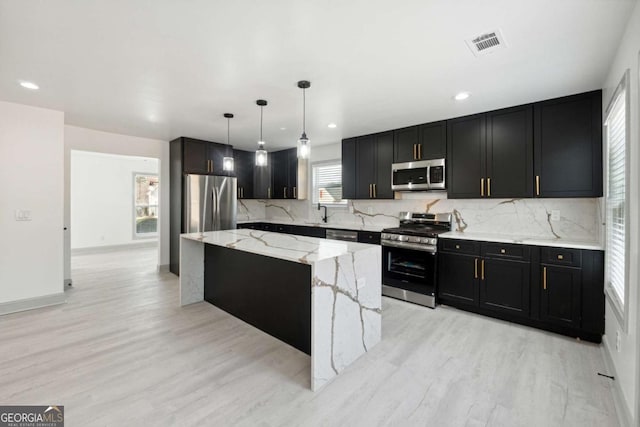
439;232;603;251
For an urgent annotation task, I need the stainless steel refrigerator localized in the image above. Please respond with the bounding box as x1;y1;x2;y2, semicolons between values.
184;174;237;235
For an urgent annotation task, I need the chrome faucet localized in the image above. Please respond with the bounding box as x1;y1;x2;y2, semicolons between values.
317;203;328;223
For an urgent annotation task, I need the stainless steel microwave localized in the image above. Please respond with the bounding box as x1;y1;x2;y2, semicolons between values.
391;158;446;191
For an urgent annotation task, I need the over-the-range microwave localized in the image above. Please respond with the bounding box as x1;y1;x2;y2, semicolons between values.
391;158;446;191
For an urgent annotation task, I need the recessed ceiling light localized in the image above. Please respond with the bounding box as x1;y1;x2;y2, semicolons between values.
280;127;287;130
19;81;39;90
454;92;470;101
327;123;337;128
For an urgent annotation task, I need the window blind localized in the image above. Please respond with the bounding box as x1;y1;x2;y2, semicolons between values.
605;90;626;307
312;162;345;204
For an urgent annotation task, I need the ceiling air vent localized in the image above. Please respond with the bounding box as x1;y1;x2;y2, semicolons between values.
465;30;506;56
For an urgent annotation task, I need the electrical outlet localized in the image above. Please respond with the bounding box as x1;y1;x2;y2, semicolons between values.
551;210;560;221
357;278;366;289
14;209;32;221
367;206;373;215
616;330;621;352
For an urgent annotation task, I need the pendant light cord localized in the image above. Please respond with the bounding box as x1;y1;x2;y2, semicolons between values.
302;88;306;134
260;105;263;143
227;117;230;145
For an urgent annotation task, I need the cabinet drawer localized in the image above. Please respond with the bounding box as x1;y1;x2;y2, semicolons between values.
440;239;480;255
482;242;530;261
541;247;582;267
358;231;381;245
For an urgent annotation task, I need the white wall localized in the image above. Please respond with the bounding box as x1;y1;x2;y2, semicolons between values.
0;101;64;305
601;2;640;425
70;151;158;249
64;126;169;273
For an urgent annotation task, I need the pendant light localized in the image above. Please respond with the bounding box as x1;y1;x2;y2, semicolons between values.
255;99;268;167
222;113;234;172
297;80;311;159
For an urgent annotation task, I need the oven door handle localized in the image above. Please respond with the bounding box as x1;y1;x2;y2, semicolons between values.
382;241;437;253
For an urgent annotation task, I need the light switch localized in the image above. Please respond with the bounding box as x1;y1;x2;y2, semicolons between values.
15;209;32;221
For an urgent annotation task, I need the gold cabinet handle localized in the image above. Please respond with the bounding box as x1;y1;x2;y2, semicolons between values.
543;267;547;290
293;186;297;199
369;184;373;198
557;254;564;260
268;187;271;198
474;258;478;279
413;144;417;160
481;259;485;280
284;187;287;198
373;183;377;198
241;187;244;198
418;143;422;160
487;178;491;197
480;178;485;197
536;175;540;196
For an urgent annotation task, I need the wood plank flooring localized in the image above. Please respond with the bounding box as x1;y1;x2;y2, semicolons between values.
0;246;620;426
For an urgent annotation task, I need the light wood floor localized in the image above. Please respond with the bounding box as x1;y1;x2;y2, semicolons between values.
0;247;620;426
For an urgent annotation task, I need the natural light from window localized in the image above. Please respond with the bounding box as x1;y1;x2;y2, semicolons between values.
312;162;346;205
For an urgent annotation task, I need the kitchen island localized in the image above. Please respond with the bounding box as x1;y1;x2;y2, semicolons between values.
179;229;382;391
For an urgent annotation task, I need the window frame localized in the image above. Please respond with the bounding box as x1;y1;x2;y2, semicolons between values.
311;160;347;207
603;69;631;331
133;172;159;239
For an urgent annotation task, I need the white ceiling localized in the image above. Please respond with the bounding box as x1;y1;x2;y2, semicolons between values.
0;0;636;151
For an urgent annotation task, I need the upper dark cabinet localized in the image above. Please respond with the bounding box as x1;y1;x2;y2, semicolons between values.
534;90;602;197
270;148;301;199
352;132;393;199
447;113;486;198
178;137;233;176
447;106;533;199
394;121;446;163
486;105;533;198
234;149;254;199
342;138;357;200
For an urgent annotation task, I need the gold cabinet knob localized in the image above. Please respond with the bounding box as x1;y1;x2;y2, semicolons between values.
455;244;460;249
557;254;564;260
500;249;506;254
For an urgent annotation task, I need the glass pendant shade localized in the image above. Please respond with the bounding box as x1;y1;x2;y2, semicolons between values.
223;156;234;172
297;133;310;159
255;142;268;166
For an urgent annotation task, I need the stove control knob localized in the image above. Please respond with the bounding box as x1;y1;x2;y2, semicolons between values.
398;235;408;242
430;238;437;245
381;233;389;240
420;238;430;244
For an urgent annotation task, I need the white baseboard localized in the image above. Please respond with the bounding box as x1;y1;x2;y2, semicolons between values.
0;292;66;316
72;241;157;255
157;264;170;273
601;340;633;427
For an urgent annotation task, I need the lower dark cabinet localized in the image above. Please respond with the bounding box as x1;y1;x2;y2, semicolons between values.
438;239;604;343
357;231;381;244
539;264;581;328
438;252;479;306
481;258;530;317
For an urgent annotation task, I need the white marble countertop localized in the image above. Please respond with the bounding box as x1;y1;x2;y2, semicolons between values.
439;231;603;251
181;229;379;264
236;219;386;233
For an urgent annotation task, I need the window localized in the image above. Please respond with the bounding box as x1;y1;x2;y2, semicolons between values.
604;70;629;326
312;161;346;205
134;173;159;237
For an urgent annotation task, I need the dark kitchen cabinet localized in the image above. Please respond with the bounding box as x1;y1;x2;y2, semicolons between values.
253;155;272;199
342;138;357;200
438;252;479;306
439;238;605;343
481;257;530;318
351;132;393;200
270;148;300;199
179;137;232;176
394;121;447;163
539;264;581;328
357;231;381;245
234;149;254;199
534;90;602;197
447;105;532;199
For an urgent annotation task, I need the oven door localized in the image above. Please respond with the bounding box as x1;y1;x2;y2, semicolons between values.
382;244;437;301
391;160;430;191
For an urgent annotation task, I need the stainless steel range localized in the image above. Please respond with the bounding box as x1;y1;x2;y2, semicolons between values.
381;212;452;308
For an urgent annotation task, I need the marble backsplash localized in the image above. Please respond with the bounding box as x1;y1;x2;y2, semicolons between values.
237;195;604;244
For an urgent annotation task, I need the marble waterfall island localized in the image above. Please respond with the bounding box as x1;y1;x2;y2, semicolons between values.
179;229;382;391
